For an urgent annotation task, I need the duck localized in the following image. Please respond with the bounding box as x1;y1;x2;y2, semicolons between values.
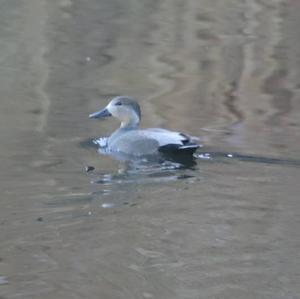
89;96;199;157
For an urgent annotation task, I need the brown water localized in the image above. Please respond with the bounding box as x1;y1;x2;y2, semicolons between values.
1;0;300;298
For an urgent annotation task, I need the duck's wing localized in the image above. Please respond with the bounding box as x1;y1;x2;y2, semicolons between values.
142;128;199;154
142;128;196;146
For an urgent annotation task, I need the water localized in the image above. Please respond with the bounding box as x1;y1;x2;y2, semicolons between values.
1;0;300;298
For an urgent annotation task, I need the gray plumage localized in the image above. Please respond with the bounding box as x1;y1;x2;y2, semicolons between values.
90;96;199;157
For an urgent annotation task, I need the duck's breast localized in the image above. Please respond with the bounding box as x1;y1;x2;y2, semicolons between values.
107;130;160;156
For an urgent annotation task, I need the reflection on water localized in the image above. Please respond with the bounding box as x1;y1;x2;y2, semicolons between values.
1;0;300;298
85;150;300;212
86;156;198;209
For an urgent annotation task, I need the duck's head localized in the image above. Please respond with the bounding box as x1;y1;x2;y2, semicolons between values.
89;96;141;128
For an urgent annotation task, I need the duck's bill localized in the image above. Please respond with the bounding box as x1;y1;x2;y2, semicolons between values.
89;108;112;119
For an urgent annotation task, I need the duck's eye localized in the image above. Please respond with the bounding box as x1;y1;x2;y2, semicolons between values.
115;102;122;106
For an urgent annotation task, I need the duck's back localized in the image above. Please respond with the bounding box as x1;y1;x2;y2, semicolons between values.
107;128;199;156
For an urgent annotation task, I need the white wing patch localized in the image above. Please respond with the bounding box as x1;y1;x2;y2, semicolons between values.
141;128;192;147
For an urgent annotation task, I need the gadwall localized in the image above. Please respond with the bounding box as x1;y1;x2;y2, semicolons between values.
89;96;199;157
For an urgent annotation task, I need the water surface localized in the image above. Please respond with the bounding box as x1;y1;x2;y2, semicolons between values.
1;0;300;298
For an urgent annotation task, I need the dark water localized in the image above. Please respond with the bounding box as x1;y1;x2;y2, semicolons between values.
1;0;300;298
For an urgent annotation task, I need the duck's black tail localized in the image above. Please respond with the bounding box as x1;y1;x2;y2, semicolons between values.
158;143;199;155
